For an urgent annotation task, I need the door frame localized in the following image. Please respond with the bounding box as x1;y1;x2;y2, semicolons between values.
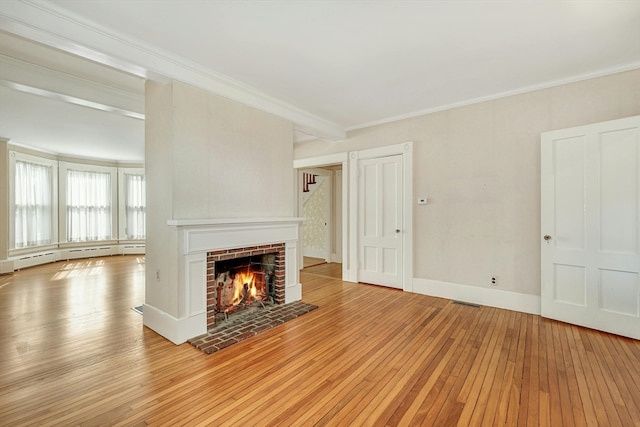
294;153;349;281
350;142;413;291
298;167;332;263
294;142;413;291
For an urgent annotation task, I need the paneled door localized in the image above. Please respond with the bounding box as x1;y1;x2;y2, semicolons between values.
541;116;640;339
358;155;403;289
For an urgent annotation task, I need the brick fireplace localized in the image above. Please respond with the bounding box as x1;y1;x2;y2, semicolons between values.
144;218;303;344
207;243;286;330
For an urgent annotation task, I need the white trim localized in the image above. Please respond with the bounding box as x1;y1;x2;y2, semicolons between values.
299;168;332;262
348;152;358;282
346;64;640;133
293;152;348;169
0;260;15;274
285;241;302;303
161;219;303;343
350;142;414;291
0;0;346;141
117;167;145;240
143;303;206;345
166;217;303;227
1;80;144;120
413;278;541;316
294;153;351;281
9;150;59;250
0;54;144;113
58;161;118;243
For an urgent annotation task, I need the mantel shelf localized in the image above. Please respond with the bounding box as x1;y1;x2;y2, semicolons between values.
167;217;304;227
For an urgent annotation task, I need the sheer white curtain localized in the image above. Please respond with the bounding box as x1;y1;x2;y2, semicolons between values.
125;174;145;239
14;160;53;248
66;170;112;242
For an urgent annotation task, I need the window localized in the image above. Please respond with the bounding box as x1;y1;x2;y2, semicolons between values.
124;173;145;239
66;169;113;242
9;153;141;254
13;159;54;248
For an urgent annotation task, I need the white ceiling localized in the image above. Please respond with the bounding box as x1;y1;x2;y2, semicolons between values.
1;0;639;162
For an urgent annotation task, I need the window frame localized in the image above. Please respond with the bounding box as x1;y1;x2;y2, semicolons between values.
8;151;58;254
118;167;146;241
58;161;118;246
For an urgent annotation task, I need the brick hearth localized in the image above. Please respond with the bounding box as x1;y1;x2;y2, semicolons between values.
188;301;318;354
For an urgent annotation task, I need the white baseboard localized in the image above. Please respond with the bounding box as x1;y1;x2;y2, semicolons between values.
412;278;541;315
330;253;343;263
142;303;207;345
303;248;327;259
0;259;15;274
285;282;302;304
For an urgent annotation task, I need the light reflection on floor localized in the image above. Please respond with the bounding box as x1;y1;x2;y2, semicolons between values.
51;260;106;280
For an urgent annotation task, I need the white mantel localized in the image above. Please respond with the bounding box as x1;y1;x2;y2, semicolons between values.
143;217;304;344
167;217;304;254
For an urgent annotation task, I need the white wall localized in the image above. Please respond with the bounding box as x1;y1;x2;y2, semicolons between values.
294;69;640;298
145;80;294;319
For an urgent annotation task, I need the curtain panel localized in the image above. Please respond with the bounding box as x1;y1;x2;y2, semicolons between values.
14;160;53;248
66;170;112;242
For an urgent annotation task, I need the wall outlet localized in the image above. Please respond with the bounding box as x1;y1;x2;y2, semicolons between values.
491;276;498;286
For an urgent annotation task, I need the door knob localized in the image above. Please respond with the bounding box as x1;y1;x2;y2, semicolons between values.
396;229;401;233
543;235;552;241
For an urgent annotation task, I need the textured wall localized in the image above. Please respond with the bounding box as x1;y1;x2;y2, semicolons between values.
294;69;640;297
145;81;295;317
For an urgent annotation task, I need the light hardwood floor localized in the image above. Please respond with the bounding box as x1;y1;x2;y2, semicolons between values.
1;256;639;426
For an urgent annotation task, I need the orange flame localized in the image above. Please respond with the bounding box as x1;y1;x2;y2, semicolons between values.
231;271;255;305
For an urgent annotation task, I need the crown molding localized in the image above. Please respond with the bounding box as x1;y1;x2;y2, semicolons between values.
0;0;346;141
346;63;640;133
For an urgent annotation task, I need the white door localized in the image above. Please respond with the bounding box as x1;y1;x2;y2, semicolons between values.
358;155;403;289
541;116;640;340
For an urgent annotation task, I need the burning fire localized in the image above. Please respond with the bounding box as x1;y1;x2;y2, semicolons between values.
231;271;257;306
216;268;267;315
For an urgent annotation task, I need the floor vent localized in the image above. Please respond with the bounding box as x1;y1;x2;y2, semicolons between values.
452;300;481;308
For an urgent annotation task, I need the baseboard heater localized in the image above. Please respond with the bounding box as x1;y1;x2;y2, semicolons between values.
9;244;145;271
14;252;56;270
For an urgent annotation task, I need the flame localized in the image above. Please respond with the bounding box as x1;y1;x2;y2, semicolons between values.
218;268;266;314
230;271;255;306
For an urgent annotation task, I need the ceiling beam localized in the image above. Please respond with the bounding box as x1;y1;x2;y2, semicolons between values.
0;0;346;141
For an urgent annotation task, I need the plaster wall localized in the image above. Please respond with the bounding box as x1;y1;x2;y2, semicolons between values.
145;81;294;318
294;69;640;297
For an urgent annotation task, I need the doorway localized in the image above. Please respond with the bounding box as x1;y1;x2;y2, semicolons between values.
298;167;341;267
294;141;413;290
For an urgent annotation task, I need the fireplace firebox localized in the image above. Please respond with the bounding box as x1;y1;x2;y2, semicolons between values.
206;243;285;330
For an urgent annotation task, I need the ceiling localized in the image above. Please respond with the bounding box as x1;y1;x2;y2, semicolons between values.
1;0;639;162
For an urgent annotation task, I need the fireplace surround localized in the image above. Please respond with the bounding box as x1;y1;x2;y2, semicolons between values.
144;218;303;344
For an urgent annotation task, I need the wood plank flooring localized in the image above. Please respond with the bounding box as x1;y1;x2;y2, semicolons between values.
1;256;639;426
